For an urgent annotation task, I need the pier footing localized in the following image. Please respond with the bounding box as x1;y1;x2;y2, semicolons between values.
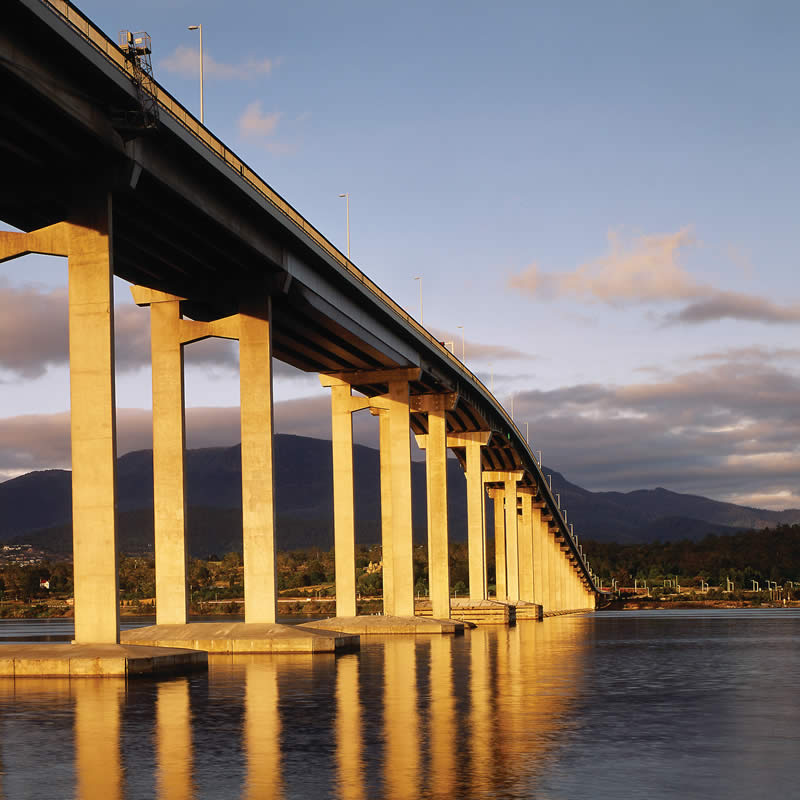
514;601;544;621
120;622;359;654
0;643;207;678
297;615;464;635
416;599;516;625
543;608;594;618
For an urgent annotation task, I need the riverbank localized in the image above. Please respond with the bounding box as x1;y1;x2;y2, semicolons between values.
607;597;800;610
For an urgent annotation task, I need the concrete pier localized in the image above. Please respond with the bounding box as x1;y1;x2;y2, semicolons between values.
0;644;207;678
120;622;359;653
300;615;465;635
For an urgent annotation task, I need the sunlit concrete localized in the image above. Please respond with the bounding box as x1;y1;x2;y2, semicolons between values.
0;643;207;677
319;378;372;617
299;615;464;635
417;597;515;625
0;203;120;644
239;300;279;623
120;622;358;653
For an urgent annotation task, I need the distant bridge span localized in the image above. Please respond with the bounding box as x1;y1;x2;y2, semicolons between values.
0;0;600;645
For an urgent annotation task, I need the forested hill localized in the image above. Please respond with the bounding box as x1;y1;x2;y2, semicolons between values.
583;525;800;584
2;434;800;555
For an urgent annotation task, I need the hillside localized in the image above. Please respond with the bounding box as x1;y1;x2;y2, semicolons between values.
2;434;799;554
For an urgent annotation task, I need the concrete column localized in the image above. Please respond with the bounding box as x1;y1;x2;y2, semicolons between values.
1;208;120;643
504;478;520;603
532;505;545;607
552;533;564;611
387;380;414;617
492;487;507;601
518;493;534;603
465;441;486;601
545;522;557;611
68;198;120;644
330;384;359;617
378;409;395;615
239;299;277;623
149;297;189;625
425;408;450;619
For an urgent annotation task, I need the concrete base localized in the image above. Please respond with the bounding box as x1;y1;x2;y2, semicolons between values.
514;601;544;621
543;608;594;617
0;643;206;678
297;615;464;635
416;599;516;626
120;622;359;654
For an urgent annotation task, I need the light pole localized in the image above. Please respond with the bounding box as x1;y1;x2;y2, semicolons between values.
338;193;350;259
187;25;204;124
489;363;493;392
414;276;423;324
456;325;464;360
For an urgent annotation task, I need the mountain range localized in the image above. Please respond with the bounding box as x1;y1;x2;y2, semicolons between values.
1;434;798;557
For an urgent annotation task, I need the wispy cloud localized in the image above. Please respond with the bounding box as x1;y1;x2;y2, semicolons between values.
239;101;281;138
161;46;274;80
508;228;704;305
664;291;800;325
508;227;800;326
429;328;532;362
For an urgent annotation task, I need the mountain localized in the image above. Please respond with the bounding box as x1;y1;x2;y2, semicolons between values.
2;434;799;555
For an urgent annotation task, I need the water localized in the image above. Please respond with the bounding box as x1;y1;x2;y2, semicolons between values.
0;609;798;799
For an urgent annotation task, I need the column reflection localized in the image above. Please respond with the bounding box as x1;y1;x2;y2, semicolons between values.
468;630;493;797
156;679;193;800
336;654;364;800
383;639;419;800
428;636;456;798
243;657;282;800
73;679;125;800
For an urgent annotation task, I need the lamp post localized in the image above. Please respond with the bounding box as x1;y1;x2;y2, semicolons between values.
338;193;350;259
414;276;423;324
456;325;464;360
187;25;204;124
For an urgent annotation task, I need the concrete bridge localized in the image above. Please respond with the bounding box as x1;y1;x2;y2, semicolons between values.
0;0;600;673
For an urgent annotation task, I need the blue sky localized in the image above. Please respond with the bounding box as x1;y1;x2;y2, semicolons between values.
2;0;800;510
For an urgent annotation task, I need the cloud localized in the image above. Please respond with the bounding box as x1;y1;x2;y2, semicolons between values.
0;281;243;380
4;353;800;509
508;227;800;326
0;396;385;480
429;328;531;362
239;101;281;138
508;228;704;305
161;46;274;80
507;355;800;509
0;279;68;378
664;291;800;325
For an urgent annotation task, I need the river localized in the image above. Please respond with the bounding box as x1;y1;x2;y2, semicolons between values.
0;609;797;799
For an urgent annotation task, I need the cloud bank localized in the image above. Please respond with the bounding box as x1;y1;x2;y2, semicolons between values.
3;349;800;508
508;227;800;326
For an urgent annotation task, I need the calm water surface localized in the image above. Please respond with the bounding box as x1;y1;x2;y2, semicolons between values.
0;609;798;799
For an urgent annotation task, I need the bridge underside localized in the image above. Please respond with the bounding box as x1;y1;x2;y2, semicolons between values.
0;0;599;653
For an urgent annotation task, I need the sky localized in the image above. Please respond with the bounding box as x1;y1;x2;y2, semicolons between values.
2;0;800;510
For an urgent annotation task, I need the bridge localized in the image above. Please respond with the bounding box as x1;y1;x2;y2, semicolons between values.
0;0;600;672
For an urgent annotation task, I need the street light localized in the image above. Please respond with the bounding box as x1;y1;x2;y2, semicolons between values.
414;276;423;324
456;325;465;360
187;25;203;124
338;193;350;259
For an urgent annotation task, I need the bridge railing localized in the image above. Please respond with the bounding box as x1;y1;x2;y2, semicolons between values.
37;0;596;592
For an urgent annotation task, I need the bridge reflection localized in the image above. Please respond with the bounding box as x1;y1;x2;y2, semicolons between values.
0;621;589;799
